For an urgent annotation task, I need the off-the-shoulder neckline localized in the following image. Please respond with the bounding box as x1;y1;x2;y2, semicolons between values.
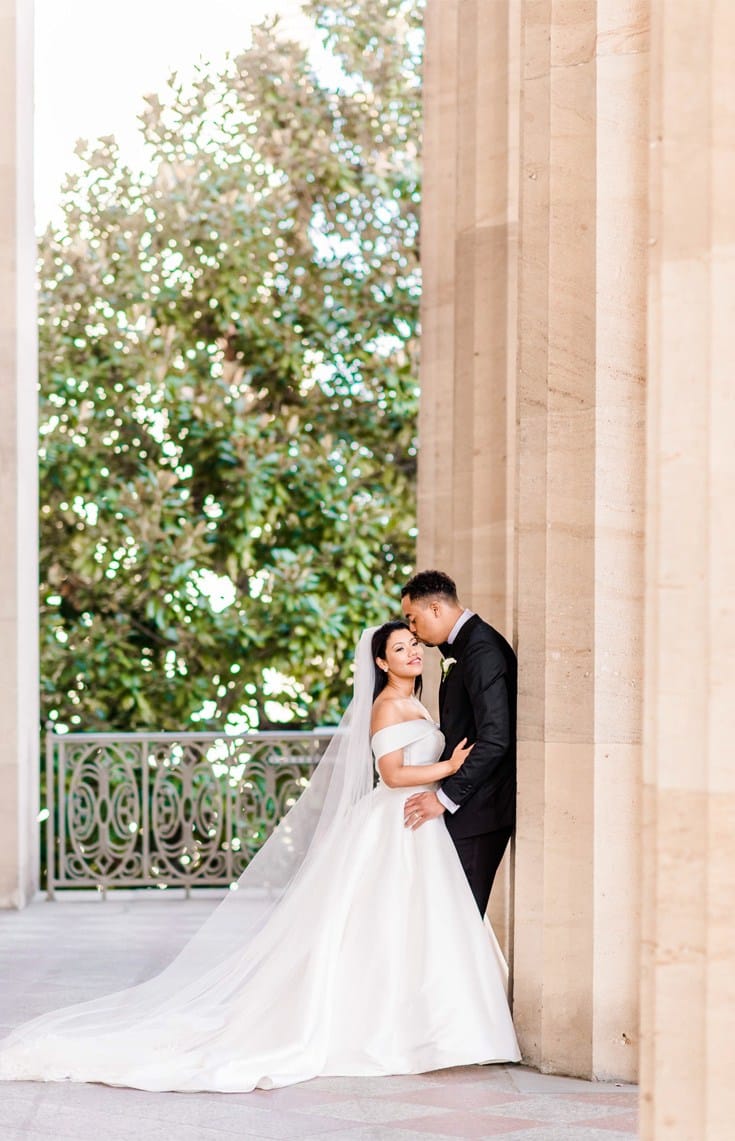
370;716;437;742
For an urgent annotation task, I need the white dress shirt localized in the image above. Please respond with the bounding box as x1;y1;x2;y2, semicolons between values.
436;610;475;814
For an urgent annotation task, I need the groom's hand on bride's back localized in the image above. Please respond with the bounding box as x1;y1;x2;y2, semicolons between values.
404;790;445;830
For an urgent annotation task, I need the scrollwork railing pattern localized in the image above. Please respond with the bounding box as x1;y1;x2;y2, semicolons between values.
45;729;333;896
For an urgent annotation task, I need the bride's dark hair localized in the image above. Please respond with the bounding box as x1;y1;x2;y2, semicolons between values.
371;620;423;703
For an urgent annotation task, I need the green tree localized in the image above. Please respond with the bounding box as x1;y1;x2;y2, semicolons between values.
40;0;424;732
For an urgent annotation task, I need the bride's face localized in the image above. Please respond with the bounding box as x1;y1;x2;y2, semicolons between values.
379;631;424;681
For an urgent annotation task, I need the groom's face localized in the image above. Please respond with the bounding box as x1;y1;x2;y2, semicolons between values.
401;595;446;646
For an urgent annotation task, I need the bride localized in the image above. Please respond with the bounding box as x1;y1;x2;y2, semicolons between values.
0;621;520;1091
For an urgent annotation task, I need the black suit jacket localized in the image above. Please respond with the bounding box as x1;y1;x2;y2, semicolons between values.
438;614;517;840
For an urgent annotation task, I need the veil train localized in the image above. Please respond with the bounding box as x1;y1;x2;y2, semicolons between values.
0;628;380;1079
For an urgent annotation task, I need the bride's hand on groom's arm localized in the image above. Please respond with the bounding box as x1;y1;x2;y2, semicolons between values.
378;739;471;791
404;741;472;830
447;737;473;774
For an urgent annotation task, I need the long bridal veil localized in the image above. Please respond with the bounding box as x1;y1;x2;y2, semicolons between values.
0;627;380;1065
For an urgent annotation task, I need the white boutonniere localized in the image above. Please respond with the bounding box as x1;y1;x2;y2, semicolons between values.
440;656;457;680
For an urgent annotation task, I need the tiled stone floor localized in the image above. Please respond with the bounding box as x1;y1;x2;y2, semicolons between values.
0;896;638;1140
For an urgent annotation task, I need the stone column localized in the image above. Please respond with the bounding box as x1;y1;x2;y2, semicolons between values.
418;0;519;951
417;0;459;588
641;3;735;1137
416;0;651;1078
418;0;518;631
512;0;647;1082
0;0;39;908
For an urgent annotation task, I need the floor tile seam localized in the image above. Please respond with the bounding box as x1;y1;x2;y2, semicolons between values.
462;1105;637;1120
7;1099;362;1131
335;1103;635;1125
282;1108;454;1125
0;1108;313;1141
573;1114;640;1129
479;1130;638;1140
389;1110;548;1128
479;1105;638;1116
293;1099;502;1114
491;1135;636;1141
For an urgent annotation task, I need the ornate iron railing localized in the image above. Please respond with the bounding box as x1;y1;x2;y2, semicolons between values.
45;727;334;898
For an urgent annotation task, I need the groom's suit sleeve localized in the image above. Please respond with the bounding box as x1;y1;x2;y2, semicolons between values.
440;640;511;808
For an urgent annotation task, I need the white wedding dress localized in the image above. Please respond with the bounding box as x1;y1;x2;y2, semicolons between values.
0;635;520;1091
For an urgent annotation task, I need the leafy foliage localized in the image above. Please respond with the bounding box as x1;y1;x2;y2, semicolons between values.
40;0;423;732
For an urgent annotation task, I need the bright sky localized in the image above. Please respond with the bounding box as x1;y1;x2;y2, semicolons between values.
34;0;322;226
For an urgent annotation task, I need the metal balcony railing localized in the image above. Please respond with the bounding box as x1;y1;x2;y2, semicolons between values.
45;727;334;898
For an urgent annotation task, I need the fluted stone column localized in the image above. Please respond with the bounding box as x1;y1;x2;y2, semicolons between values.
0;0;39;907
512;0;647;1082
418;0;520;952
641;4;735;1137
418;0;518;634
420;0;647;1080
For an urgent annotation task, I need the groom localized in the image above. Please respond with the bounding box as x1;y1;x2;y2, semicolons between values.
400;570;517;915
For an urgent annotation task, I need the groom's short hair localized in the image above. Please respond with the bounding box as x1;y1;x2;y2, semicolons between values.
401;570;459;604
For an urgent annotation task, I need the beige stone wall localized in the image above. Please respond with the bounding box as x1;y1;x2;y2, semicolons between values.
641;3;735;1137
0;0;40;907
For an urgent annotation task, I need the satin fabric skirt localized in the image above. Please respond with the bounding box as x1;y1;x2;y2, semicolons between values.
0;782;520;1092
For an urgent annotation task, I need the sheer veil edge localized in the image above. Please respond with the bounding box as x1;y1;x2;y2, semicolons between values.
0;627;380;1052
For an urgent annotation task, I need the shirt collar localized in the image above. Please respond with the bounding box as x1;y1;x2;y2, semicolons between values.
446;608;474;646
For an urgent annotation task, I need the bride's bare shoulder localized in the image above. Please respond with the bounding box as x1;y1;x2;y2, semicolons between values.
370;694;416;736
